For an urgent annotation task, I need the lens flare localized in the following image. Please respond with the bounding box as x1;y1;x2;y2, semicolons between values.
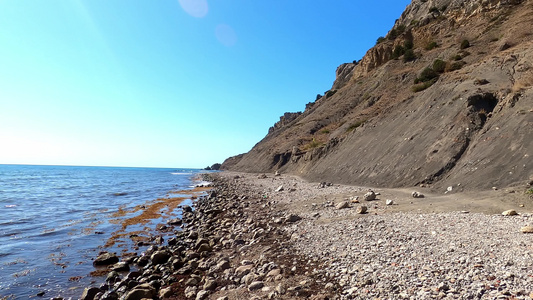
178;0;208;18
215;24;237;47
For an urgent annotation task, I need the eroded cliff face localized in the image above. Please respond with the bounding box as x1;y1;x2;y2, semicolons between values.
222;0;533;191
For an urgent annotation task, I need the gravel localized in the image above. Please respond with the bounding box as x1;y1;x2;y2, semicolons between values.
220;171;533;299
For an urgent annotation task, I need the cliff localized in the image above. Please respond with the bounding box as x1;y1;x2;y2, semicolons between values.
222;0;533;192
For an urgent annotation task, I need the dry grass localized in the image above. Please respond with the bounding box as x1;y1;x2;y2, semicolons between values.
512;73;533;92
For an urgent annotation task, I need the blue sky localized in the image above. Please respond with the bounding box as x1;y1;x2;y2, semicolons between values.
0;0;411;168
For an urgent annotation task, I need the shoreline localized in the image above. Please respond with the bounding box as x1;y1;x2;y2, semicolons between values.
76;171;533;299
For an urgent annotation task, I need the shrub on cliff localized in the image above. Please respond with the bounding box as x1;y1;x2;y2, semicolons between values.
460;39;470;49
403;49;416;62
392;45;406;59
425;41;438;50
445;61;466;72
432;59;446;73
414;67;438;84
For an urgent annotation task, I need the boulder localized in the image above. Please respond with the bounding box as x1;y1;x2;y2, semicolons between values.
502;210;518;216
235;264;254;277
363;191;376;201
196;290;209;300
350;196;360;203
356;206;368;214
81;287;101;300
203;279;217;291
93;252;119;266
336;201;350;209
412;191;424;198
150;250;171;265
285;214;302;223
521;226;533;233
248;281;264;291
122;285;155;300
111;262;130;272
386;199;394;205
167;218;182;225
159;287;173;298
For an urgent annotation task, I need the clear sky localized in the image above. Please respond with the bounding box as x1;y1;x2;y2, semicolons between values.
0;0;411;168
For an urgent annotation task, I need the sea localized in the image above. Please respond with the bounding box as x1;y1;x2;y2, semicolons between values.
0;164;208;299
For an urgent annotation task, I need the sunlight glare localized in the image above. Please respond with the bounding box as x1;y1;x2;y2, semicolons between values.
215;24;237;47
178;0;208;18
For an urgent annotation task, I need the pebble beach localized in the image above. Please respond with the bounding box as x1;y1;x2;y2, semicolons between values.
78;171;533;300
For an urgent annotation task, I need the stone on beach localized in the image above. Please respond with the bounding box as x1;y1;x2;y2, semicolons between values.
363;191;376;201
93;252;119;266
412;191;424;198
520;225;533;233
285;214;302;223
335;201;350;209
356;206;368;214
502;209;517;216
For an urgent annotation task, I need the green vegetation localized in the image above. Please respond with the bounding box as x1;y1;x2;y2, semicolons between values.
325;90;337;98
412;78;438;92
403;40;414;50
376;36;386;44
346;120;366;132
414;67;439;84
460;39;470;49
392;45;406;59
320;129;330;134
425;41;438;50
304;138;324;150
445;61;466;72
392;39;415;61
526;188;533;194
388;24;406;40
432;59;446;73
412;66;440;92
429;7;440;14
403;49;416;62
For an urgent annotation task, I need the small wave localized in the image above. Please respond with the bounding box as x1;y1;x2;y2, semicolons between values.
5;205;17;208
171;172;190;175
194;181;212;188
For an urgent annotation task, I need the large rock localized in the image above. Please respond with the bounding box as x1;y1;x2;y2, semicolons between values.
111;262;129;272
412;191;424;198
363;191;376;201
80;287;101;300
285;214;302;223
356;206;368;214
336;201;350;209
150;250;171;265
502;210;518;216
248;281;264;291
93;252;119;266
521;226;533;233
122;284;155;300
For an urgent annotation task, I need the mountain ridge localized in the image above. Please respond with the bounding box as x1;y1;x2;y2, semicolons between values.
222;0;533;193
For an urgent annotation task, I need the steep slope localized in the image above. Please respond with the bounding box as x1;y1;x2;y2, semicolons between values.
222;0;533;192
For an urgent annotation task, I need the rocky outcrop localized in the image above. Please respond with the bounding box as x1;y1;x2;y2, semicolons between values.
352;43;393;78
268;112;302;134
332;62;357;89
222;0;533;192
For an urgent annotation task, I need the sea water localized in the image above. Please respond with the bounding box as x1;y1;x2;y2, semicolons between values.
0;164;205;299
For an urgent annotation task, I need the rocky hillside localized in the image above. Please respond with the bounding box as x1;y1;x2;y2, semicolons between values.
222;0;533;192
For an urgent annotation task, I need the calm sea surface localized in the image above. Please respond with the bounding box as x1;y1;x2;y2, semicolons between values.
0;164;206;299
